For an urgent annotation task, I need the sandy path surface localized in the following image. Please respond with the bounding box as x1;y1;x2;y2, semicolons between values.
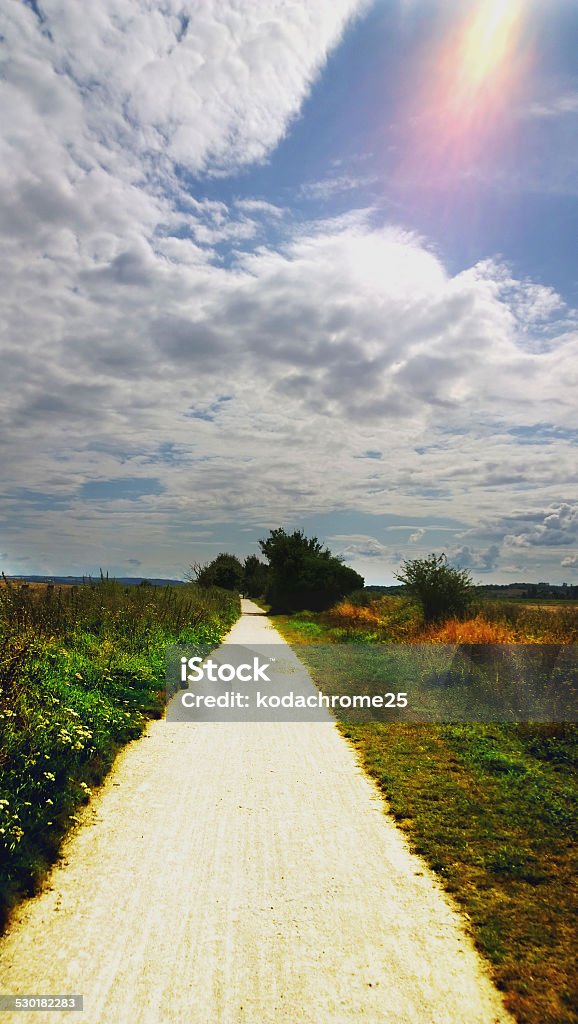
0;601;513;1024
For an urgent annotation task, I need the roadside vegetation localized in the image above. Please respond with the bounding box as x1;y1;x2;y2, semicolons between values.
0;576;239;929
272;554;578;1024
190;527;363;612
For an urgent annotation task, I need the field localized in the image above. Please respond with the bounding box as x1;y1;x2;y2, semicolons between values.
274;594;578;1024
0;577;239;928
1;581;576;1022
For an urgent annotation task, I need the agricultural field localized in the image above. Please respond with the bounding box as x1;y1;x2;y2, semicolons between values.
0;577;239;928
274;593;578;1024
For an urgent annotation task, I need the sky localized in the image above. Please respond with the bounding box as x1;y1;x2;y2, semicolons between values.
1;0;577;585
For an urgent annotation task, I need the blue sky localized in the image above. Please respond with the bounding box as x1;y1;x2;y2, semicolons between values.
1;0;577;583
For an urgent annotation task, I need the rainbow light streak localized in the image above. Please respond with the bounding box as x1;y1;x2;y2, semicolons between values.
398;0;528;191
452;0;524;115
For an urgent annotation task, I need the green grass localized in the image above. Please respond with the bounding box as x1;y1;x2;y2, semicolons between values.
0;578;240;928
339;722;578;1024
273;606;578;1024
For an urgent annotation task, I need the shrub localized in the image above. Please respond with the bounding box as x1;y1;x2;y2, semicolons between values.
259;529;363;613
196;553;244;591
395;553;473;624
242;555;269;598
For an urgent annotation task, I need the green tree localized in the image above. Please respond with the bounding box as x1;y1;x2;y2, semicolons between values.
196;553;244;591
242;555;270;598
259;528;364;612
394;553;473;624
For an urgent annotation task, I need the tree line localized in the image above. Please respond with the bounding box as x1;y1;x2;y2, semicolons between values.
188;529;474;622
187;528;363;613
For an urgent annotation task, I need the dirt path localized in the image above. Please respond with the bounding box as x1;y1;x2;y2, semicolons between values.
0;601;513;1023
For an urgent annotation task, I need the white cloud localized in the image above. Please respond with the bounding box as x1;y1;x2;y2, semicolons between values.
561;554;578;568
330;535;390;560
526;93;578;119
234;199;285;219
1;0;578;580
408;528;426;543
1;0;367;178
299;174;377;201
503;504;578;549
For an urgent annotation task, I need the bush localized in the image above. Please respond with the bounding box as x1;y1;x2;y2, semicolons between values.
196;553;244;591
259;528;364;613
395;553;473;624
242;555;270;598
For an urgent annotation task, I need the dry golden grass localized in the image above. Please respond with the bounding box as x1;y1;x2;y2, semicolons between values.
326;600;383;628
420;616;519;644
325;596;422;640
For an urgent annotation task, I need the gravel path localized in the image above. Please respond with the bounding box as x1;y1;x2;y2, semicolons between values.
0;601;513;1023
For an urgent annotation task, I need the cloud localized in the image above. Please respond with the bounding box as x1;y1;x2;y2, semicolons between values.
503;504;578;548
449;544;501;574
2;0;368;178
2;202;577;577
1;1;577;580
234;199;285;219
331;535;390;560
299;174;377;200
526;93;578;119
408;527;425;543
561;554;578;568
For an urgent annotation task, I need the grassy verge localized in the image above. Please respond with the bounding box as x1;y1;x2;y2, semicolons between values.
340;721;577;1024
0;578;239;928
273;605;578;1024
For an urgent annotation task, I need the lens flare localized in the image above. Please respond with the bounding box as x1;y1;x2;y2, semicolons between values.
394;0;530;198
454;0;524;108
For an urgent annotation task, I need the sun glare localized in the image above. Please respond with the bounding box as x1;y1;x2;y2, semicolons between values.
457;0;523;98
393;0;530;204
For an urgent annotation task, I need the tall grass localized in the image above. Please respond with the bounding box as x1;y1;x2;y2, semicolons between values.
474;599;578;644
0;578;240;927
311;591;578;645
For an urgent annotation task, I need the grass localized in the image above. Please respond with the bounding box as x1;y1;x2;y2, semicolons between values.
273;595;578;1024
0;577;239;928
339;721;577;1024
